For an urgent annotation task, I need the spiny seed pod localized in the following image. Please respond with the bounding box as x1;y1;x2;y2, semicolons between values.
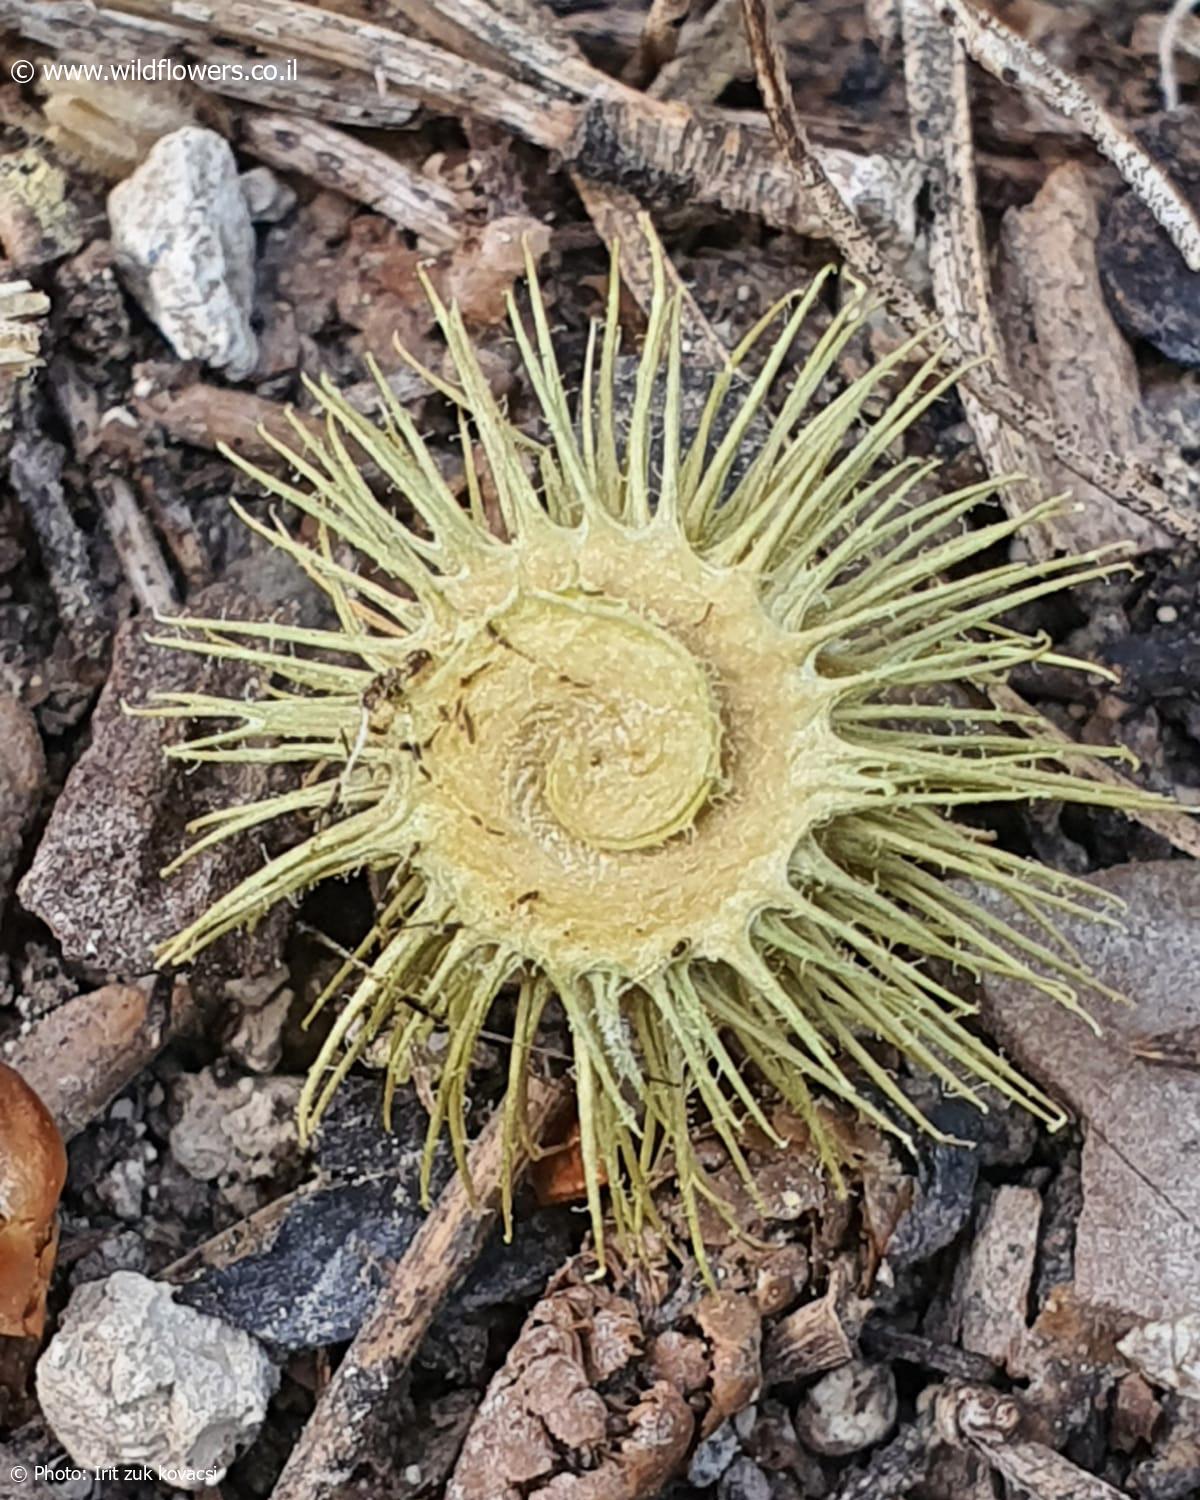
148;245;1163;1267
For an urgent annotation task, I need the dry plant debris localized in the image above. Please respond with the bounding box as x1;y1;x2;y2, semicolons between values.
145;243;1173;1269
0;280;49;381
270;1076;565;1500
0;695;43;910
39;77;196;182
448;1281;693;1500
995;162;1173;555
979;860;1200;1321
929;1382;1131;1500
952;1184;1041;1373
1099;109;1200;368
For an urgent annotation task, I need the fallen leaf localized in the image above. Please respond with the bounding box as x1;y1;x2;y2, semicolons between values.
977;861;1200;1321
443;213;552;326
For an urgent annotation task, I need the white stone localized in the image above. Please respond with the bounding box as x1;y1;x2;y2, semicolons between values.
239;165;296;224
224;968;293;1074
37;1271;279;1490
108;127;258;379
1119;1314;1200;1402
171;1067;301;1185
794;1358;897;1456
97;1155;146;1221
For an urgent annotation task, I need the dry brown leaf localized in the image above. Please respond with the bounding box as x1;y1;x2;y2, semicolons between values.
977;861;1200;1321
648;1330;710;1395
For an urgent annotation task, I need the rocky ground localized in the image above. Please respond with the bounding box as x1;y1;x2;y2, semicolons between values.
1;0;1200;1496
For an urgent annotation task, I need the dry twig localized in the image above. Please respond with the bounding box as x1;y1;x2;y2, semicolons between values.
1160;0;1200;108
931;1383;1132;1500
91;475;179;615
0;0;421;126
900;0;1043;537
739;0;1200;542
62;0;911;242
236;112;466;249
942;0;1200;271
270;1077;567;1500
624;0;695;86
478;0;732;360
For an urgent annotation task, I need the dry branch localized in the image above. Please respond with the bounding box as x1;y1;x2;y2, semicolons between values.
117;0;578;146
739;0;1200;542
134;383;332;463
478;0;733;362
236;111;466;248
269;1077;567;1500
740;0;927;320
931;1384;1131;1500
900;0;1044;541
942;0;1200;272
387;0;601;97
574;184;732;367
625;0;695;86
650;0;747;102
1159;0;1200;108
86;0;914;242
764;1274;853;1382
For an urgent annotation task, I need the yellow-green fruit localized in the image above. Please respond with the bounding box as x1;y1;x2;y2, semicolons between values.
148;247;1162;1268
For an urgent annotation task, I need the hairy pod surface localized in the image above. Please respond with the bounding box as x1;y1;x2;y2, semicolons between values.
148;248;1165;1267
